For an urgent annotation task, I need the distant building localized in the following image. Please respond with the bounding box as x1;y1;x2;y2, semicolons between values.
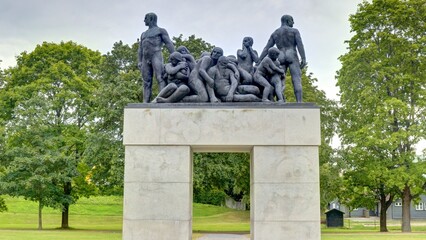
327;200;377;218
325;209;345;227
329;194;426;219
387;195;426;219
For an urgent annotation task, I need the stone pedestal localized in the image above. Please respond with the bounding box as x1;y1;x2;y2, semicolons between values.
123;103;321;240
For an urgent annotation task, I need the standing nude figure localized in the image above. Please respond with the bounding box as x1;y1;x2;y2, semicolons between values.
258;15;306;102
137;12;175;103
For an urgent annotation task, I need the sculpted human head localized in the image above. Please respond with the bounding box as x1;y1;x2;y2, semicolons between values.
227;55;238;65
144;12;158;27
281;15;294;27
169;52;183;65
242;37;254;48
211;47;224;60
268;47;281;60
218;56;229;69
176;46;190;55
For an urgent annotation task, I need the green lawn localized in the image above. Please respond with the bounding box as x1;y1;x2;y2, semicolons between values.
1;195;426;240
193;203;250;232
0;196;122;230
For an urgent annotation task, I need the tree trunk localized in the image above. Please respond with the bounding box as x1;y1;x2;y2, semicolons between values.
379;192;393;232
61;203;69;229
38;200;43;230
401;185;412;232
61;181;72;229
379;197;388;232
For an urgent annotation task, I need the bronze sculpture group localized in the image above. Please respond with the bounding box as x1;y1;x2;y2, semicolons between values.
138;13;306;103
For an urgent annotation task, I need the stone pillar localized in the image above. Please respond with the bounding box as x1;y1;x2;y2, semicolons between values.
123;146;192;240
251;146;320;240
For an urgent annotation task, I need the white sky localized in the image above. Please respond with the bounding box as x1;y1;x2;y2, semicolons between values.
0;0;364;100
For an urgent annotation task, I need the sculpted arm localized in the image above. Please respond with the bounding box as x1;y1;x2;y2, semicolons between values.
271;61;285;75
263;58;283;75
248;48;259;63
199;58;215;87
175;68;189;80
137;34;144;68
227;63;240;80
183;54;196;70
165;62;187;75
227;72;238;101
295;29;307;68
258;35;275;63
160;28;175;53
237;49;247;59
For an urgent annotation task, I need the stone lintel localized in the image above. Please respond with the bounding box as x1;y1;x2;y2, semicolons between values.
123;103;321;147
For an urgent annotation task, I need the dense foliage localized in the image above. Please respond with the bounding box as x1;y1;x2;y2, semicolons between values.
0;34;338;226
337;0;426;232
0;41;102;229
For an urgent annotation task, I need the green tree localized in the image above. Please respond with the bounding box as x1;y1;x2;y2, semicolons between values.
0;41;102;229
337;0;426;232
193;153;250;206
84;41;141;195
0;64;7;213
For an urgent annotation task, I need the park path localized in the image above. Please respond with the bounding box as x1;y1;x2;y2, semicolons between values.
197;234;250;240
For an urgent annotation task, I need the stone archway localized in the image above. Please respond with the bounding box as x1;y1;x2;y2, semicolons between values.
122;103;320;240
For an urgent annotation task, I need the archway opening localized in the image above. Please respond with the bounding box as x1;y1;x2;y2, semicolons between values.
192;152;251;233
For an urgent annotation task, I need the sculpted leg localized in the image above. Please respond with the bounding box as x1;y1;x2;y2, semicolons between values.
182;77;208;102
239;68;254;85
154;83;178;103
271;75;284;102
254;74;272;102
141;61;154;103
206;84;219;103
289;63;303;103
237;85;260;96
164;85;190;103
233;94;261;102
152;52;166;90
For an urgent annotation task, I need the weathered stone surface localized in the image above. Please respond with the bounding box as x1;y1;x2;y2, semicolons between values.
123;219;191;240
123;103;320;147
124;146;191;183
123;105;320;240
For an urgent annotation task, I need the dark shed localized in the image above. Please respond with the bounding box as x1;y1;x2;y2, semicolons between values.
325;209;345;227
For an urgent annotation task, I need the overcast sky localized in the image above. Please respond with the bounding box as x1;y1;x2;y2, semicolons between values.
0;0;364;100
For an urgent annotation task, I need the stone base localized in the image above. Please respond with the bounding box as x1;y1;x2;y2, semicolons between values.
123;103;320;240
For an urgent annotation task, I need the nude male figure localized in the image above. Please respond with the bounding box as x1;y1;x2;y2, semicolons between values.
209;56;261;102
258;15;306;102
154;52;190;103
254;47;285;102
137;12;175;103
182;47;223;103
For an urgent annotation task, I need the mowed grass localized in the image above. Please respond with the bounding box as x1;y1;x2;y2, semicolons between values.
0;195;122;230
322;233;426;240
193;203;250;232
1;195;426;240
0;229;121;240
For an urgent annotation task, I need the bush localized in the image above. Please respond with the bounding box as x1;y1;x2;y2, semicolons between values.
0;197;7;212
194;189;227;206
